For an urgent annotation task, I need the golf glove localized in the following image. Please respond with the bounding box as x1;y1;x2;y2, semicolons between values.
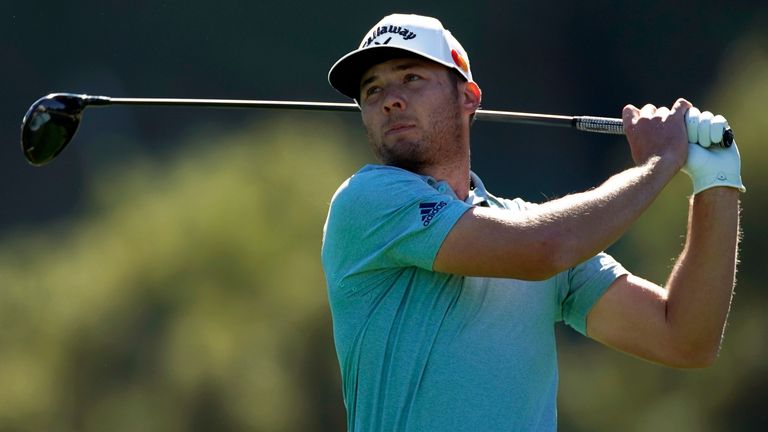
685;107;728;148
682;109;745;194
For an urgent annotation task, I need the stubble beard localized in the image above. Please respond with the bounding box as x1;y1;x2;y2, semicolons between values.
366;102;465;174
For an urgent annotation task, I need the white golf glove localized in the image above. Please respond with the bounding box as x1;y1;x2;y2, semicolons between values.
682;108;745;194
685;107;730;148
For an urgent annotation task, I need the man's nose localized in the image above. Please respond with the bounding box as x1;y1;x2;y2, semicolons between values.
382;88;406;113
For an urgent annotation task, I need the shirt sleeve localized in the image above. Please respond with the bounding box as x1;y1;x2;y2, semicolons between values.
560;252;629;335
487;195;629;335
322;166;472;290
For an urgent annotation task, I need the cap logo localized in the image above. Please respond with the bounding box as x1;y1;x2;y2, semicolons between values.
362;25;417;48
451;49;469;73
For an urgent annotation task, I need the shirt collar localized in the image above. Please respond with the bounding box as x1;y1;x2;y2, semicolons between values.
467;171;490;206
427;170;491;207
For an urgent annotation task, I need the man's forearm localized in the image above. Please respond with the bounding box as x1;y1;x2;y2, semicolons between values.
437;156;682;279
530;155;679;274
664;187;740;364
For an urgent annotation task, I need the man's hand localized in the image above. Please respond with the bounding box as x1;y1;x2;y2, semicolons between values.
622;98;692;171
683;143;746;194
682;110;746;194
684;107;728;148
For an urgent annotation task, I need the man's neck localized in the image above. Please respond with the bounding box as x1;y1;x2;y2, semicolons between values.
421;157;471;201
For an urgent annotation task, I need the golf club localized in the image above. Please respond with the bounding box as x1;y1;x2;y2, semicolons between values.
21;93;734;166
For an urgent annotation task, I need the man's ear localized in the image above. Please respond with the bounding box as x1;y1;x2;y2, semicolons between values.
462;81;482;112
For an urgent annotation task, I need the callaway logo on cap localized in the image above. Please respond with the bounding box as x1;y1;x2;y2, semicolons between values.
328;14;474;101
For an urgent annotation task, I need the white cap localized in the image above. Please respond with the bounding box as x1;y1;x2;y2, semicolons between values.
328;14;474;100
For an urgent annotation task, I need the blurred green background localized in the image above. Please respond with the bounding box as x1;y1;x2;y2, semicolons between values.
1;1;767;430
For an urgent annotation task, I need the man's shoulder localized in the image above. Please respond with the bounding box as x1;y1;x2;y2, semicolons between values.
350;164;426;189
331;164;429;206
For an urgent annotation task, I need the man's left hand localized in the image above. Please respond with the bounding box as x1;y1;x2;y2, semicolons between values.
682;109;745;194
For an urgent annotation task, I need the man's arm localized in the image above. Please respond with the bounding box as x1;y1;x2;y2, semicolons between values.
434;99;692;280
434;158;678;280
586;187;740;368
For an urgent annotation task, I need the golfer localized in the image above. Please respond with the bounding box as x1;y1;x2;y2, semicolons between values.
321;14;744;431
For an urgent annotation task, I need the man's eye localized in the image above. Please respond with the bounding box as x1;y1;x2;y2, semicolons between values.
365;86;381;97
405;74;421;82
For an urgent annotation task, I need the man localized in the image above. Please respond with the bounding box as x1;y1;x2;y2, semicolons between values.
321;13;744;431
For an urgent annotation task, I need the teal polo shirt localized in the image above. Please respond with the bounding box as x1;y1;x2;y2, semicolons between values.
321;164;627;431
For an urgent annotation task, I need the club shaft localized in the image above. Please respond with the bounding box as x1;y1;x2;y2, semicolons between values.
93;96;625;136
107;97;361;112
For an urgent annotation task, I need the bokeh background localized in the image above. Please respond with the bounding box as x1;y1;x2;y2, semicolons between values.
2;1;767;430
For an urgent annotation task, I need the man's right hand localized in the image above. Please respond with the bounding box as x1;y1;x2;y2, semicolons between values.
622;98;692;172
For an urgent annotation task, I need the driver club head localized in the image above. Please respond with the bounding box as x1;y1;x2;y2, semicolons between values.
20;93;89;166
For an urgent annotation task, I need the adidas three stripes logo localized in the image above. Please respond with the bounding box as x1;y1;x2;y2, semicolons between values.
419;201;447;226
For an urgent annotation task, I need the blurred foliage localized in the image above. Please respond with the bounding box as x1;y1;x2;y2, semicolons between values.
0;118;365;431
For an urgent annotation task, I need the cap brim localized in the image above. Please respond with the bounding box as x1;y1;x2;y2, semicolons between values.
328;46;431;101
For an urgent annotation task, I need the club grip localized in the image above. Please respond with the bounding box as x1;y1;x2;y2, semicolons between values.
573;116;625;135
573;116;734;147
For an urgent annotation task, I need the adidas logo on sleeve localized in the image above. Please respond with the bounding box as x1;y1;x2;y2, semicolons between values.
419;201;447;226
